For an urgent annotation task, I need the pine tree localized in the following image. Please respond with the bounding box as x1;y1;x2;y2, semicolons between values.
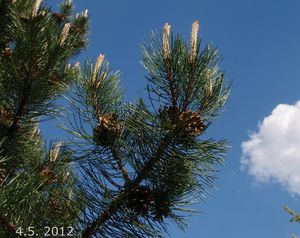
0;1;230;237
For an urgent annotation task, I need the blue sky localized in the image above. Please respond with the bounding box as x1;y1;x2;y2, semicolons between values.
42;0;300;237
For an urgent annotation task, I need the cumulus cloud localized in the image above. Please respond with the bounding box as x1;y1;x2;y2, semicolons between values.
241;101;300;196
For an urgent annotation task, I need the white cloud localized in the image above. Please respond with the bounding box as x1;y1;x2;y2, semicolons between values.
241;101;300;196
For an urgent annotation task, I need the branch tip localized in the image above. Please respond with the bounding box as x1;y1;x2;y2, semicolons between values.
32;0;43;17
190;20;199;61
59;23;72;45
163;23;171;58
92;54;105;83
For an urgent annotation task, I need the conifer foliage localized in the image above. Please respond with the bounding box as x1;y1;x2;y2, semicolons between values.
0;0;230;237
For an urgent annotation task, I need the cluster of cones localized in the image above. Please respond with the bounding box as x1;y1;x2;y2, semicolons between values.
126;185;171;221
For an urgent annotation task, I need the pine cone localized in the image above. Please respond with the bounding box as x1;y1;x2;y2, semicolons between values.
179;110;205;136
0;107;13;126
159;107;205;136
1;47;12;57
93;113;122;146
40;168;57;184
127;186;155;215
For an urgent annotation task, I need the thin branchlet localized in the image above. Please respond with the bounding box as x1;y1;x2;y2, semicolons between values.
88;56;130;183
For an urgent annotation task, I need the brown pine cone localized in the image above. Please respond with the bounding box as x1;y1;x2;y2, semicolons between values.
127;186;155;215
0;107;13;126
1;47;12;57
179;110;205;136
40;168;57;184
93;113;122;146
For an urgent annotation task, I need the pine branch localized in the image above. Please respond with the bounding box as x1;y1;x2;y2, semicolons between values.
110;147;130;183
5;26;38;136
133;134;173;185
78;21;229;237
81;133;174;237
6;60;33;136
100;166;122;189
89;55;130;184
0;0;88;233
